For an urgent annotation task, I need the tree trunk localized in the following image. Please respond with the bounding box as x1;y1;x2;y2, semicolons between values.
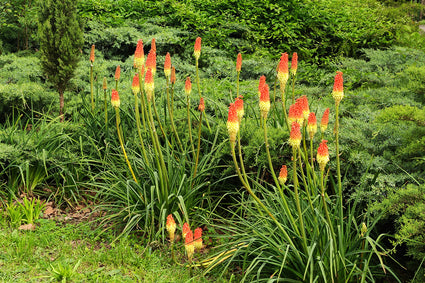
59;90;64;122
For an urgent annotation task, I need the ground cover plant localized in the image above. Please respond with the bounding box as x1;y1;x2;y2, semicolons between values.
0;0;425;282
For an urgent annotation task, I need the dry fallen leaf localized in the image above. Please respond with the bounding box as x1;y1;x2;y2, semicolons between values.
18;223;36;231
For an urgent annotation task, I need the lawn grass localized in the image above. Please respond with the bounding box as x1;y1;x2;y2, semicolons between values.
0;216;215;282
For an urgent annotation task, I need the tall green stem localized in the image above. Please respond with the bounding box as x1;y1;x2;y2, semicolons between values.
166;78;183;151
186;95;195;155
280;82;290;131
134;90;150;166
195;58;211;133
90;64;94;112
115;107;138;185
292;147;308;251
192;111;203;183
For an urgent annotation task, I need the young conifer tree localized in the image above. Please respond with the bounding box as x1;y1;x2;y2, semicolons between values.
37;0;83;121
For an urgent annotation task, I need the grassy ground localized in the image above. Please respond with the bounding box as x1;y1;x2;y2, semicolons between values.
0;216;215;282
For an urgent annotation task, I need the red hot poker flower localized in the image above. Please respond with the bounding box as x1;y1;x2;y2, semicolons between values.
227;103;239;145
296;95;310;121
278;165;287;185
277;52;289;86
234;95;244;122
288;121;302;148
320;108;330;133
170;67;176;84
182;222;190;239
291;52;298;76
144;68;154;102
131;73;140;95
185;77;192;95
198;97;205;112
332;71;344;105
166;214;177;243
258;75;266;97
151;38;156;54
194;37;201;60
90;44;95;63
114;65;121;81
164;52;172;78
134;39;144;69
146;50;157;77
259;84;271;119
185;229;195;262
307;112;317;140
236;53;242;72
111;89;120;108
317;140;330;171
288;103;303;126
194;227;203;251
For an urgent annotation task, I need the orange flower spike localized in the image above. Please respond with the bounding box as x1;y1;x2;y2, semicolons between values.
170;67;176;84
182;222;190;239
259;84;271;119
185;77;192;96
114;65;121;81
236;53;242;72
90;44;95;63
277;52;289;86
278;165;288;185
288;121;302;148
102;77;107;90
194;227;203;251
131;73;140;95
332;71;344;105
320;108;330;133
291;52;298;76
134;39;145;69
288;103;303;126
144;68;155;102
234;95;244;122
258;75;266;97
164;52;172;79
307;112;317;140
146;50;157;77
166;214;177;243
296;95;310;121
198;97;205;112
317;140;330;171
227;103;239;145
194;37;201;60
111;89;120;108
151;38;156;54
185;230;195;262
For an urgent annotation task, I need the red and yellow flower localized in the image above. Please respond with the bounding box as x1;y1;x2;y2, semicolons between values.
194;37;201;60
236;53;242;72
234;95;244;122
185;230;195;262
133;39;144;70
288;122;302;148
146;50;157;77
277;53;289;86
227;103;239;145
278;165;287;185
194;227;203;251
164;52;172;79
307;112;317;140
114;65;121;81
317;140;330;171
111;89;120;108
166;214;177;243
332;71;344;105
185;77;192;96
131;73;140;95
144;68;155;102
259;84;271;119
320;108;330;133
291;52;298;76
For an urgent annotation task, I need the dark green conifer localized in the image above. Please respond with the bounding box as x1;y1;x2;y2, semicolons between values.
37;0;83;121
